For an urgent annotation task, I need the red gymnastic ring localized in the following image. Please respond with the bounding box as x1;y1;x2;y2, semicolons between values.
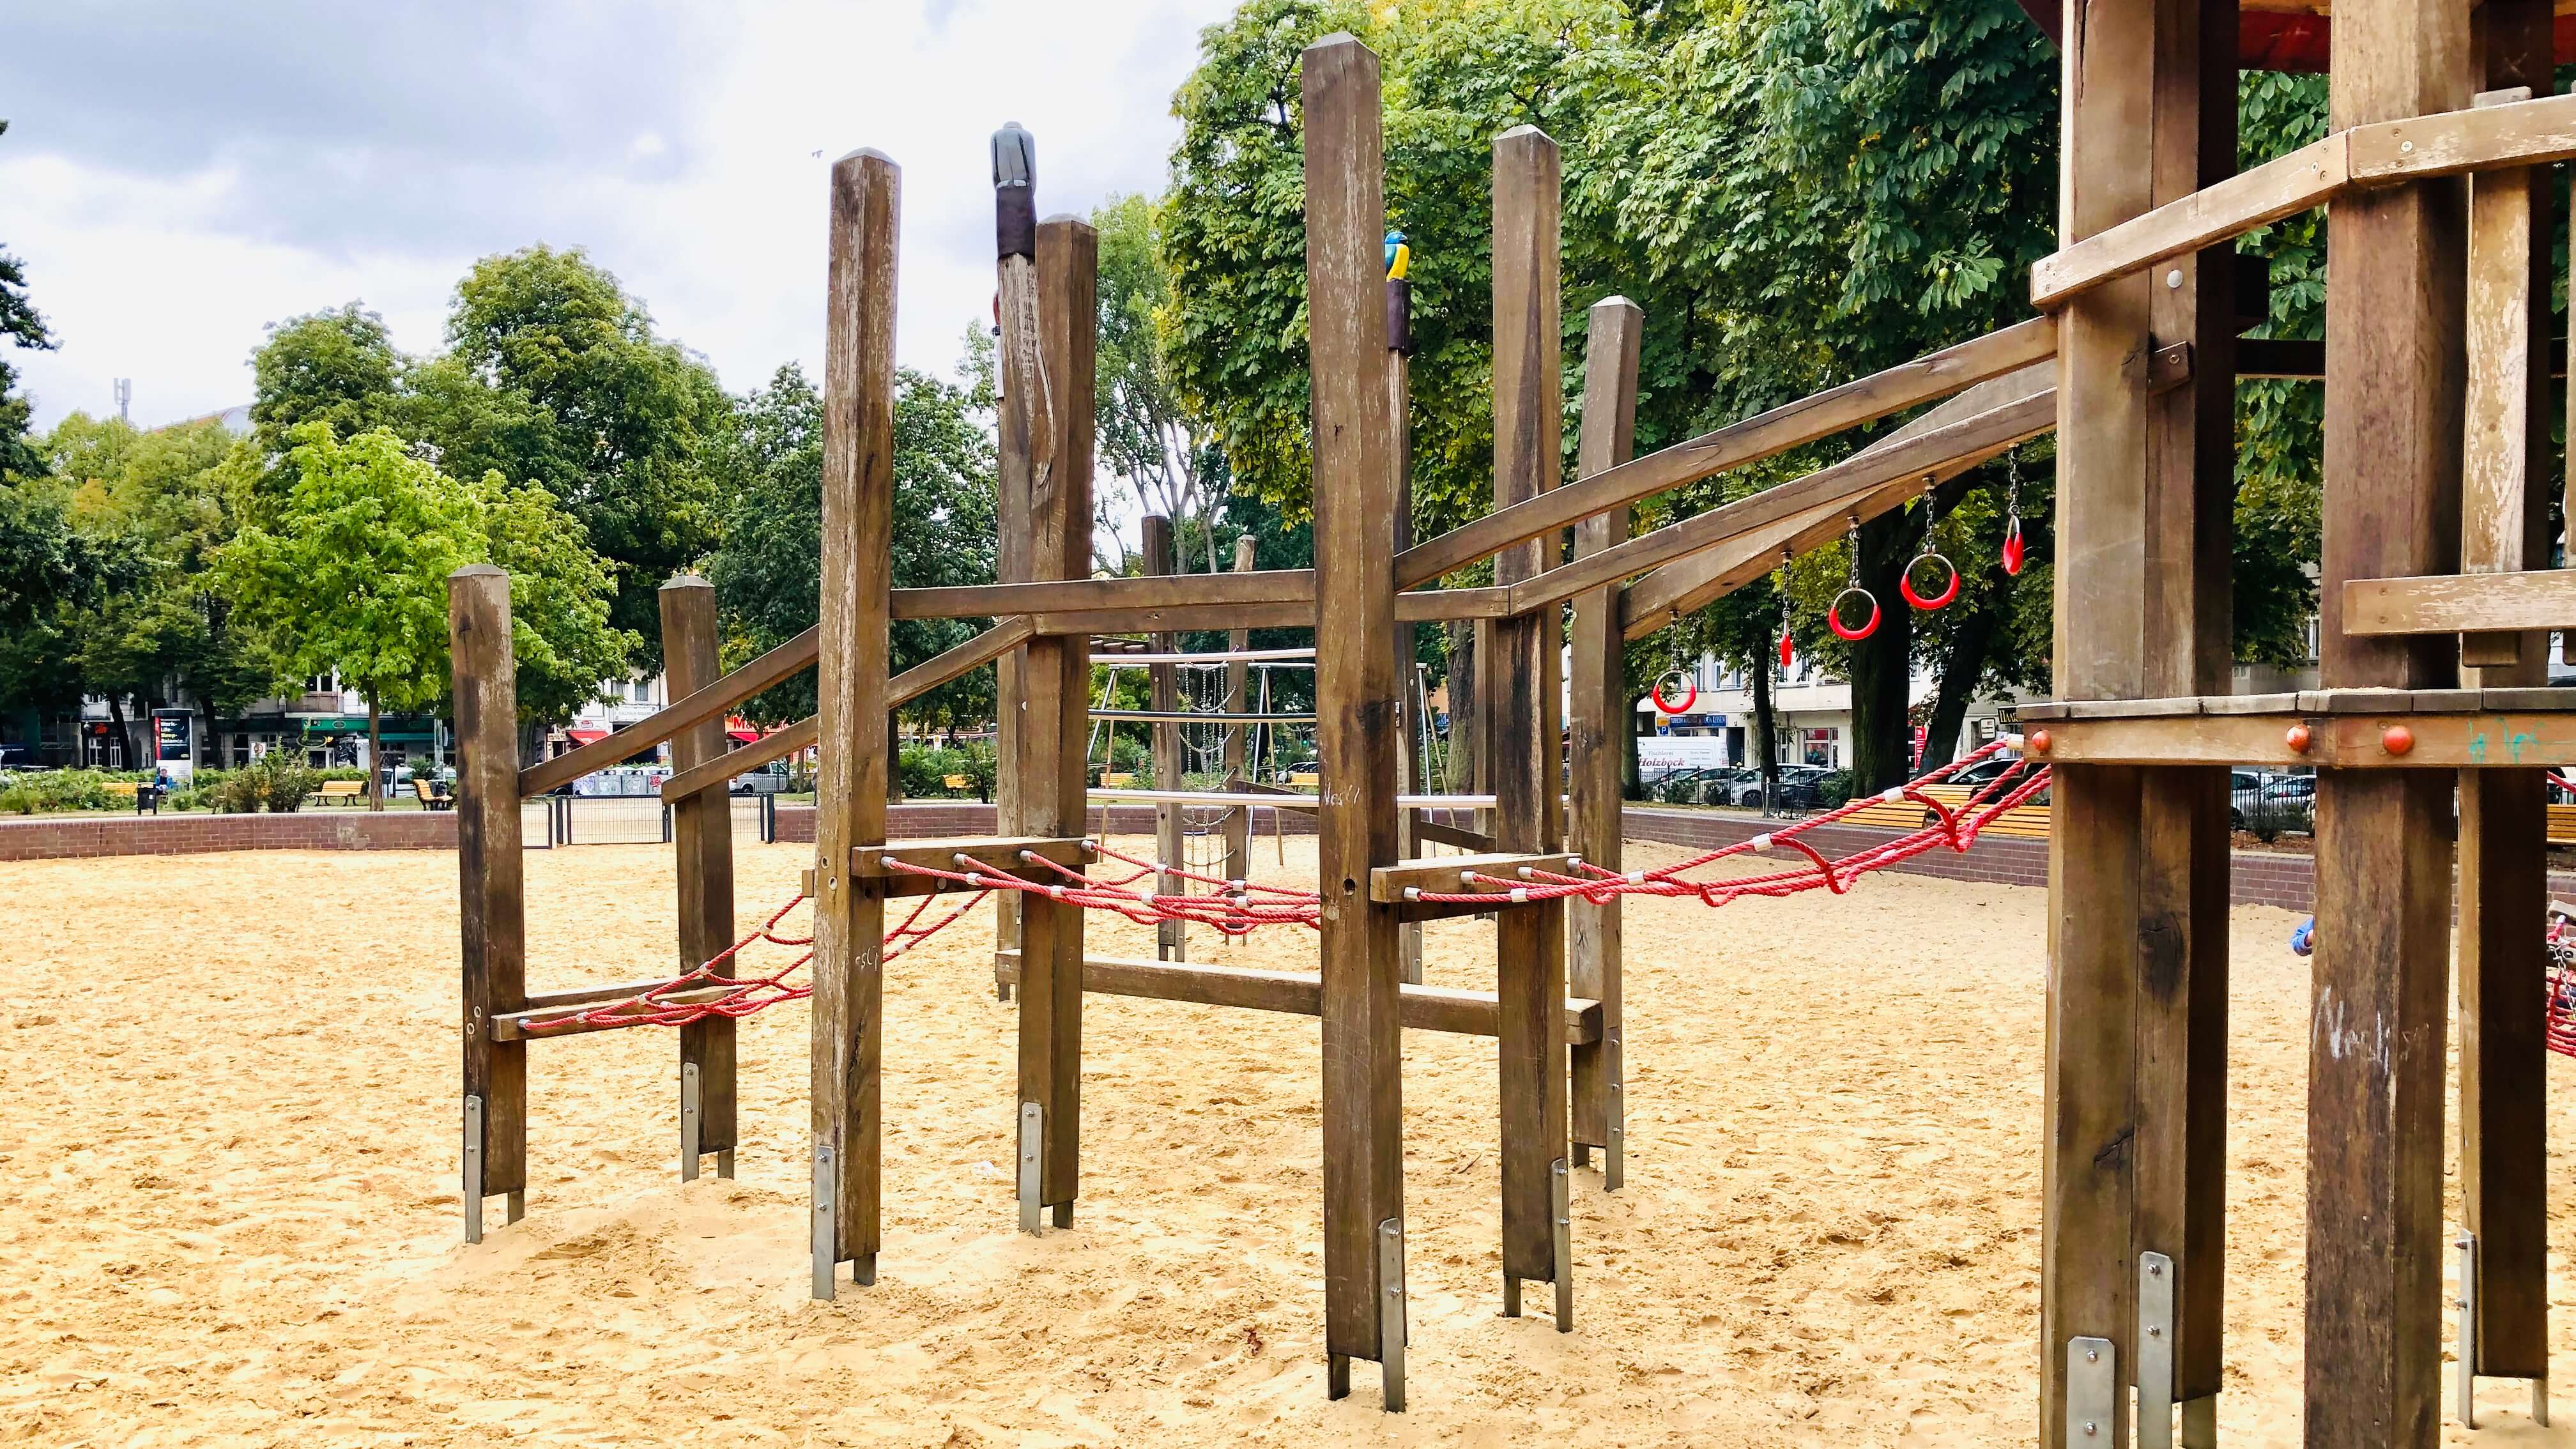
1650;671;1697;715
1899;552;1959;610
1828;586;1880;641
1777;632;1794;670
2000;520;2026;577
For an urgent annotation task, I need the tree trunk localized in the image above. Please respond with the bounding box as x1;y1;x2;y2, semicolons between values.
367;694;384;811
1920;564;2008;771
1445;619;1478;793
1846;510;1915;793
105;693;134;771
1620;673;1641;799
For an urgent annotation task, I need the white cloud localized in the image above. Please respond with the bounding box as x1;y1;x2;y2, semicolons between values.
4;0;1238;430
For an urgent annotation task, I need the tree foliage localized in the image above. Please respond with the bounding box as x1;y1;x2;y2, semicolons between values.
0;119;57;481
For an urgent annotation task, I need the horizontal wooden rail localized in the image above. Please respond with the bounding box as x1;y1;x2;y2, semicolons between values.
518;625;820;799
661;717;817;802
493;986;738;1041
1394;317;2057;589
1517;388;2053;616
992;950;1603;1044
1620;365;2055;633
1369;852;1577;903
2343;569;2576;636
894;569;1310;620
907;579;1507;634
2026;697;2576;769
2033;89;2576;309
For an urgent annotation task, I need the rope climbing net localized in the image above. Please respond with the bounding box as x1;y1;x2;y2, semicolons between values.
525;738;2053;1037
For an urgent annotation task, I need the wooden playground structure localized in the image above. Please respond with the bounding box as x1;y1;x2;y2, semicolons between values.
443;9;2576;1439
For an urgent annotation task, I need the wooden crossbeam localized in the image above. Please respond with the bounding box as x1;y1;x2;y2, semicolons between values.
2343;568;2576;635
2026;703;2576;767
2032;89;2576;308
1368;852;1577;903
1395;318;2057;590
890;574;1509;628
991;950;1603;1045
518;625;820;799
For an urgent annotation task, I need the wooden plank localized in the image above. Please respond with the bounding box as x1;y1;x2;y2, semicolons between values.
2041;3;2155;1439
992;174;1042;1000
1397;317;2058;590
661;576;739;1171
1414;818;1494;852
1392;258;1423;988
2308;6;2471;1439
660;717;815;802
2457;1;2554;1386
851;836;1092;879
517;625;819;799
894;570;1302;619
991;951;1602;1043
1019;214;1098;1221
1489;125;1569;1311
1620;364;2054;635
1303;33;1407;1387
1368;850;1576;901
809;147;900;1291
1017;586;1506;637
1144;515;1186;962
2345;84;2576;180
2034;709;2576;765
448;564;527;1222
1567;295;1640;1183
2133;0;2237;1411
2345;568;2576;632
490;987;744;1043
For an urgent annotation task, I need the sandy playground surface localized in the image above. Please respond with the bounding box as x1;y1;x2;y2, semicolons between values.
4;835;2573;1446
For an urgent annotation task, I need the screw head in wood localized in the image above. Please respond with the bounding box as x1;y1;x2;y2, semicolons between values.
2027;729;2052;756
2382;724;2414;756
2285;724;2311;754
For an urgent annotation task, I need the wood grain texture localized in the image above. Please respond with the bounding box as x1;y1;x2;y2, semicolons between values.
1567;296;1640;1169
992;231;1043;994
2309;4;2470;1440
2456;0;2553;1383
1303;33;1406;1372
989;951;1603;1043
1018;215;1097;1213
1489;125;1569;1297
661;576;739;1163
449;565;526;1203
811;148;900;1281
1397;318;2055;590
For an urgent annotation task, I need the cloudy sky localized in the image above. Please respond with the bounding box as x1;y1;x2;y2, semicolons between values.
3;0;1240;432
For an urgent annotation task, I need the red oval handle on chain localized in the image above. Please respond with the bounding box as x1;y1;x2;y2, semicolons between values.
1777;632;1794;669
1899;552;1960;610
1828;586;1880;641
2000;521;2025;576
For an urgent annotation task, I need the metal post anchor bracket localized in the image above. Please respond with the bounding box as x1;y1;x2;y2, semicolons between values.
679;1062;702;1183
463;1094;484;1244
2138;1251;2175;1448
2067;1337;2116;1444
1018;1101;1044;1235
1379;1216;1407;1412
811;1144;837;1300
1551;1156;1574;1333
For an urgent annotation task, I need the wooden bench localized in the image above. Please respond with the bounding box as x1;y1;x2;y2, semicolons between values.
104;779;164;815
942;773;972;791
1099;772;1135;788
316;780;367;806
1842;783;2049;841
414;779;453;811
2550;802;2576;847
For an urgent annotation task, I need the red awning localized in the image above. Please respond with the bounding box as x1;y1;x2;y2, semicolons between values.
2012;3;2576;73
565;728;610;745
728;728;761;744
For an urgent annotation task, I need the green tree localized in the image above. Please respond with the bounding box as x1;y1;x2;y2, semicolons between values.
482;475;641;735
1094;194;1229;574
424;245;735;666
707;346;1000;731
248;303;405;457
0;119;56;481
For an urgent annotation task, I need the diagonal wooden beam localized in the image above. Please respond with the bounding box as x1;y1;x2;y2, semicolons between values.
518;625;820;799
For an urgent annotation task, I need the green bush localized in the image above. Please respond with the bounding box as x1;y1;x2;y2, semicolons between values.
187;754;326;813
1814;770;1855;809
0;769;121;814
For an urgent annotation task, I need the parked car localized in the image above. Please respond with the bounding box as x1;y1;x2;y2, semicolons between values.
1729;765;1831;811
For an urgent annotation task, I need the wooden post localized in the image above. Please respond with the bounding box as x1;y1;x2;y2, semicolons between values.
1568;297;1641;1192
2311;2;2470;1442
2457;0;2553;1402
1223;533;1258;883
1303;33;1406;1407
1489;124;1570;1327
449;564;525;1238
2133;1;2235;1437
2045;2;2156;1441
1145;514;1186;962
1015;214;1097;1229
661;574;737;1181
990;125;1045;1004
1391;252;1424;986
811;147;900;1296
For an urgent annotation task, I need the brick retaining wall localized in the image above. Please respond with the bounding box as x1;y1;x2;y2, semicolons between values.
8;799;2567;916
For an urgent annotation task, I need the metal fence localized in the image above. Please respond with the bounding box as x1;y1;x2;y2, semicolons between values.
524;793;781;848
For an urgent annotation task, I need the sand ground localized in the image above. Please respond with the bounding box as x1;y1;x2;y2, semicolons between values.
3;836;2572;1446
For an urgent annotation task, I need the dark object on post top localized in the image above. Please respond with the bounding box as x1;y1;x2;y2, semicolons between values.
993;121;1036;261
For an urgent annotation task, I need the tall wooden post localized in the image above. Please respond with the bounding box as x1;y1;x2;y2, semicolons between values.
2045;3;2156;1442
990;123;1046;1004
2132;3;2236;1441
449;564;525;1241
2456;0;2553;1412
2311;3;2471;1443
1388;249;1424;985
662;575;737;1182
1223;533;1258;882
1146;514;1186;961
1568;296;1641;1193
1015;214;1097;1231
811;146;900;1297
1304;33;1407;1409
1490;124;1570;1329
